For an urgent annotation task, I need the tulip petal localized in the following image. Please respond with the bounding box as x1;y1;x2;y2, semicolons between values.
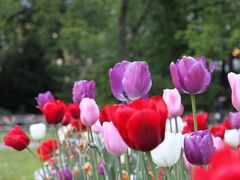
170;62;183;92
109;61;130;101
122;61;152;101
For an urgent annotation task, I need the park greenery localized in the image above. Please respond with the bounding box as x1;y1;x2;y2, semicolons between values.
0;0;240;114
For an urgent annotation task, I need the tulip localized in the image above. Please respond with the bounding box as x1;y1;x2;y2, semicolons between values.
58;167;73;180
170;56;215;94
98;163;104;175
163;88;184;118
229;112;240;129
151;132;182;167
165;117;185;133
72;80;95;104
212;136;224;150
35;91;54;109
224;129;240;147
92;120;103;134
37;138;58;160
80;98;100;126
210;119;230;139
68;103;80;119
102;121;128;156
42;100;67;124
228;72;240;111
182;112;208;133
29;123;46;140
62;111;72;126
112;96;168;151
184;130;216;165
4;125;30;151
192;145;240;180
70;119;87;132
109;60;152;101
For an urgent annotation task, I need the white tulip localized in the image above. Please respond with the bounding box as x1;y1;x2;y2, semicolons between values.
151;132;183;167
224;129;240;147
165;117;185;133
29;123;46;140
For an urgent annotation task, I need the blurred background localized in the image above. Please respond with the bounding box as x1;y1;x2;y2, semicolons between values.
0;0;240;122
0;0;240;179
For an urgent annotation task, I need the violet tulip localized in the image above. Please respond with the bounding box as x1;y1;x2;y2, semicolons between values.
72;80;95;104
170;56;215;94
80;98;100;126
184;130;216;165
102;121;128;156
163;88;184;118
228;72;240;111
58;167;72;180
229;112;240;129
109;60;152;101
35;91;54;109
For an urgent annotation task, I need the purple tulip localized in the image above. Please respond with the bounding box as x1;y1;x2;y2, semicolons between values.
170;56;215;94
72;80;95;104
58;167;72;180
184;130;216;165
35;91;54;108
229;112;240;129
109;60;152;101
98;163;104;175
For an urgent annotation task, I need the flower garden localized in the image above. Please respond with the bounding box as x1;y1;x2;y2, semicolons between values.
3;57;240;180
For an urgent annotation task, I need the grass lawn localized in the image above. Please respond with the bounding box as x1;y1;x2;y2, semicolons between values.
0;149;41;180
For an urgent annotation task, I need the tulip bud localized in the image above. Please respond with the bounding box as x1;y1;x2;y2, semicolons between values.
228;72;240;111
163;88;184;118
73;166;79;177
82;162;92;176
151;132;183;167
170;56;215;94
224;129;240;147
229;112;240;129
29;123;46;140
58;167;72;180
80;98;100;126
102;121;128;156
184;130;216;165
122;170;129;180
98;163;104;175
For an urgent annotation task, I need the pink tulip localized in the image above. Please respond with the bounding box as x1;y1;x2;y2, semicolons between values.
212;136;224;150
102;121;128;156
228;72;240;111
163;88;184;118
92;120;103;134
80;98;100;126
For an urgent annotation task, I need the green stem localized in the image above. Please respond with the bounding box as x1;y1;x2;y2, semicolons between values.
166;167;171;180
124;150;130;174
54;125;65;180
117;156;123;180
174;117;179;133
146;152;158;180
88;126;99;180
140;152;149;180
191;94;198;131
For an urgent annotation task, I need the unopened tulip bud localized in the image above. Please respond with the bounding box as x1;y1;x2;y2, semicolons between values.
73;166;79;177
82;162;92;176
122;170;129;180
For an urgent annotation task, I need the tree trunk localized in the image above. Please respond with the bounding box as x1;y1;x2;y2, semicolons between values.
119;0;128;57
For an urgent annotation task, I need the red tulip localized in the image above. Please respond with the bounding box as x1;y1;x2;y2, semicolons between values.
62;111;72;126
192;145;240;180
182;112;208;133
71;119;87;132
210;119;230;139
42;100;67;124
99;105;122;125
68;103;80;119
112;96;168;151
4;125;30;151
37;138;58;161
